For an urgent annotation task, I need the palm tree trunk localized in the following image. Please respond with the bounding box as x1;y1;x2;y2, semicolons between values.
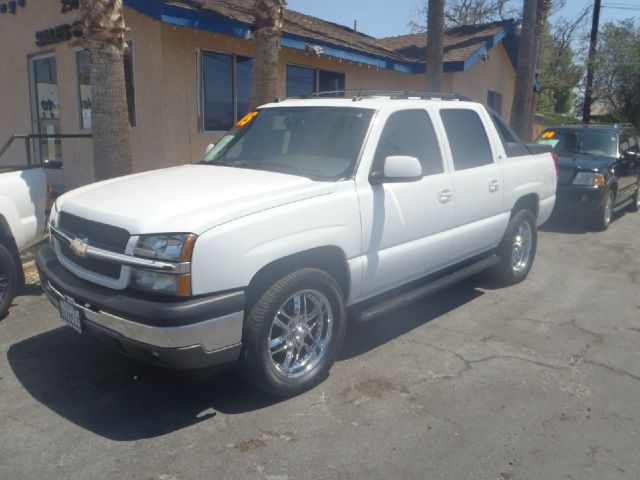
75;0;132;181
249;0;286;109
90;46;132;181
425;0;445;92
510;0;537;140
524;0;551;140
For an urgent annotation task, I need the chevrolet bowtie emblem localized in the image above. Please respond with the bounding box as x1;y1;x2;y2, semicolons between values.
69;238;89;258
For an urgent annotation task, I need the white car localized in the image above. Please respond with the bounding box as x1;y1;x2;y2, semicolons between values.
0;166;48;317
37;94;557;396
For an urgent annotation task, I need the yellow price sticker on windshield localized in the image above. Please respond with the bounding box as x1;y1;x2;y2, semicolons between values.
235;110;259;128
542;130;556;139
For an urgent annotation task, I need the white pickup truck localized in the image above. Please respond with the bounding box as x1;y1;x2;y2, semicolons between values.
0;166;48;317
37;95;556;396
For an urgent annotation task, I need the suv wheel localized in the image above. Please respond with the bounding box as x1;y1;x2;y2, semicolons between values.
240;268;346;397
0;243;18;319
594;190;615;231
493;209;537;285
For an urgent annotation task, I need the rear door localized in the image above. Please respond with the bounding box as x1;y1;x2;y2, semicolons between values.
617;131;640;202
437;106;507;259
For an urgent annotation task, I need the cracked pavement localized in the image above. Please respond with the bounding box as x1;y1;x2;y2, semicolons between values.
1;210;640;480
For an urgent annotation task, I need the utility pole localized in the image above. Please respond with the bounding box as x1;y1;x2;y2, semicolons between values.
582;0;601;123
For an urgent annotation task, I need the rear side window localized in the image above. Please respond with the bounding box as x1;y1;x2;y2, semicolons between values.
489;112;529;157
373;109;443;176
440;109;493;170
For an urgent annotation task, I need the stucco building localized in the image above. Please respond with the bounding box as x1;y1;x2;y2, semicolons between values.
0;0;518;190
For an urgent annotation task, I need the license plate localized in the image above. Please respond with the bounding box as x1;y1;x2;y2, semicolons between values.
59;298;82;333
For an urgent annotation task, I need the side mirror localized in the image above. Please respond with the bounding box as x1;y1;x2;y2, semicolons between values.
370;156;422;185
204;143;215;156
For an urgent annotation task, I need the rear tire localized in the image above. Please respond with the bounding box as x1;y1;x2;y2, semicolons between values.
627;183;640;213
0;243;18;319
240;268;346;397
593;190;615;231
493;209;537;285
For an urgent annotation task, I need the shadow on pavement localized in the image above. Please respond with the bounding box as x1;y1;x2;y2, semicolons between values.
341;278;483;360
8;278;485;441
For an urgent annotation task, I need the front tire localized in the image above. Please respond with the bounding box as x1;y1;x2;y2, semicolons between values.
0;243;18;319
593;190;615;231
240;268;347;397
493;209;538;285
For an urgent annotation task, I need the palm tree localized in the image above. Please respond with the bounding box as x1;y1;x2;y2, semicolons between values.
249;0;287;109
510;0;538;141
72;0;132;181
425;0;445;92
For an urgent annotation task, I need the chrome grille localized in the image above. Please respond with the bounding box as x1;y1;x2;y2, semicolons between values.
58;212;130;253
57;212;130;279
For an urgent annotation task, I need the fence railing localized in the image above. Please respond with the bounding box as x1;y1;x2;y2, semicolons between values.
0;133;92;169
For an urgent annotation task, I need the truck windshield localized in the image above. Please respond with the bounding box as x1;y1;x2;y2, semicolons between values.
535;129;618;157
202;107;375;180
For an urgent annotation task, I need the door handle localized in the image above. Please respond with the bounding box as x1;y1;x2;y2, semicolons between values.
438;188;453;203
488;179;500;192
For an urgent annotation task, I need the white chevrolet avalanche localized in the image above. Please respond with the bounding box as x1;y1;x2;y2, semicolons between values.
37;94;557;396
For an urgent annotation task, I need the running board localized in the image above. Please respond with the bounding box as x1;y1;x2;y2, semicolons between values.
613;198;633;212
352;254;501;323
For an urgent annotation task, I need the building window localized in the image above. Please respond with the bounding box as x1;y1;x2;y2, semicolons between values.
76;40;136;129
487;90;503;116
200;51;253;132
286;65;345;98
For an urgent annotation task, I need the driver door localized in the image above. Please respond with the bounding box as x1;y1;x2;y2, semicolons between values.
357;109;455;299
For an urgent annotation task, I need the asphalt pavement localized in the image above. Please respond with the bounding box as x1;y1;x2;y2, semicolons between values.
1;210;639;480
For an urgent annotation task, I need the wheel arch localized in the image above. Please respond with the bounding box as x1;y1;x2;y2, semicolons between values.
245;246;350;313
511;193;539;220
0;214;24;285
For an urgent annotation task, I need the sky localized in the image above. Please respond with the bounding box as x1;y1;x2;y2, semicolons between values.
286;0;640;39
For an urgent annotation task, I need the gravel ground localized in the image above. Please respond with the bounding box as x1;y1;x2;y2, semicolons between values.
1;212;639;480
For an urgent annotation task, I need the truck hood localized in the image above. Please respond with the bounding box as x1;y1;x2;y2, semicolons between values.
56;164;336;235
557;153;615;172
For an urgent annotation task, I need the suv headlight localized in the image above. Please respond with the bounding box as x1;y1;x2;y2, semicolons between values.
131;234;196;296
573;172;606;187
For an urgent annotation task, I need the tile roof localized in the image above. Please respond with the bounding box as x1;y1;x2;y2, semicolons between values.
379;20;513;63
167;0;408;61
156;1;514;70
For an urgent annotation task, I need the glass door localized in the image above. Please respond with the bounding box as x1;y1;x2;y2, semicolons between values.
30;54;62;165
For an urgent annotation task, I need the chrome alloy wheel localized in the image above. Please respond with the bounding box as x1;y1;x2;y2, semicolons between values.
604;192;614;226
268;289;333;378
511;221;533;274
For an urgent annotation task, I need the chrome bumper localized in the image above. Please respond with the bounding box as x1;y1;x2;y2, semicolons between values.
43;280;243;355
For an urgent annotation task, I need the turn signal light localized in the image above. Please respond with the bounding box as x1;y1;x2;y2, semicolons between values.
594;173;606;187
551;152;559;178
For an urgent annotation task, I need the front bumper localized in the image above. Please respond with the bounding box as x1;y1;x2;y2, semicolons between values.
36;245;245;370
555;184;607;215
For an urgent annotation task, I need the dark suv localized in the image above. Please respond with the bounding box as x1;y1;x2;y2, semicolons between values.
535;123;640;230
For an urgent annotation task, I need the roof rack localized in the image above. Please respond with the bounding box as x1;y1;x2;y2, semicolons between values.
560;122;634;128
289;90;472;102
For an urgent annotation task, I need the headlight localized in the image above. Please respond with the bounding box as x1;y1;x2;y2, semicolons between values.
48;201;59;248
573;172;606;187
131;269;191;296
132;234;196;296
134;234;196;262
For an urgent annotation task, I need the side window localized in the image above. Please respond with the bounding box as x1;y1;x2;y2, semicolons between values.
440;109;493;170
489;112;529;157
373;109;443;176
624;132;638;153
